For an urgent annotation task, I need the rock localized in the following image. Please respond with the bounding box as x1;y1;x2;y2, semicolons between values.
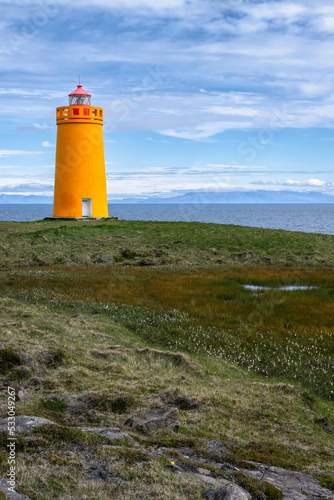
214;483;251;500
198;468;212;476
166;462;230;489
165;463;184;474
221;463;239;471
0;416;55;432
205;440;229;461
64;395;89;413
155;447;184;460
17;389;30;401
202;491;215;499
242;463;334;500
79;426;136;445
85;466;127;484
124;407;180;432
315;417;332;434
0;478;32;499
193;475;229;488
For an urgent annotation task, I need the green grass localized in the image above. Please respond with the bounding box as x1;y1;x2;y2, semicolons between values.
1;218;334;268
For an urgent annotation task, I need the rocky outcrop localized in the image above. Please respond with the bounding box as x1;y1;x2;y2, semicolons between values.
0;417;137;447
0;416;55;432
124;407;180;431
242;463;334;500
78;426;136;446
1;416;333;500
214;483;251;499
0;479;32;499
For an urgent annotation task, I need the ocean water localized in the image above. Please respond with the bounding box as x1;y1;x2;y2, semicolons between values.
0;203;334;235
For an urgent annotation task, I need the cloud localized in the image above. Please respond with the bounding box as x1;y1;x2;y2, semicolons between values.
1;0;334;199
0;88;43;96
0;149;43;157
17;124;54;132
207;164;266;169
0;0;185;12
2;2;334;140
251;178;334;187
0;182;53;193
160;120;254;140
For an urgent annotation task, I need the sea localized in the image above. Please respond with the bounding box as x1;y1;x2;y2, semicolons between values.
0;203;334;235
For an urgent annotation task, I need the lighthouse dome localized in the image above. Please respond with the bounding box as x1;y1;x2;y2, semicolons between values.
68;84;91;106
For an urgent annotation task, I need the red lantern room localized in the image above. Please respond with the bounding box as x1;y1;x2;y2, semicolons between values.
68;84;91;106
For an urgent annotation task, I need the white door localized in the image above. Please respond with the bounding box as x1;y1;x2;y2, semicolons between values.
82;198;92;217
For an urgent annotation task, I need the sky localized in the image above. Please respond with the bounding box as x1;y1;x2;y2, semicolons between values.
0;0;334;200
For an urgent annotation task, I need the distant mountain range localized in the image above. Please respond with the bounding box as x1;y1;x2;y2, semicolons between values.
113;190;334;204
1;191;334;204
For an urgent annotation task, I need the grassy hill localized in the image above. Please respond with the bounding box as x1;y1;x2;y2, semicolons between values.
0;218;333;499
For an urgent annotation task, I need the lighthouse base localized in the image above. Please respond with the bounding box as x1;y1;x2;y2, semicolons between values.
44;217;118;221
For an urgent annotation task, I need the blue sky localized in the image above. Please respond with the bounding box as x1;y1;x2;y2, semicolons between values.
1;0;334;200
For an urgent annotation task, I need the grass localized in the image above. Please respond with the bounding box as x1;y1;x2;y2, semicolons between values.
1;265;333;399
0;217;334;268
0;219;333;499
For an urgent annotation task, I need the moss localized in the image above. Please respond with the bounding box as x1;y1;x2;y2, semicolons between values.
233;472;266;500
40;397;67;413
317;476;334;491
231;472;283;500
15;486;38;500
120;248;137;260
0;431;27;452
10;365;32;381
0;348;21;373
230;441;301;470
32;424;100;445
263;481;283;499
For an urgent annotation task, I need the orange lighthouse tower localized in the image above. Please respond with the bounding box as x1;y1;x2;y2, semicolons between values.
53;83;108;218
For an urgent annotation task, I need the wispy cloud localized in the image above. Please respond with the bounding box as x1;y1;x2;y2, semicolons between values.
0;182;53;193
1;0;334;197
207;164;267;169
250;179;334;187
0;149;43;157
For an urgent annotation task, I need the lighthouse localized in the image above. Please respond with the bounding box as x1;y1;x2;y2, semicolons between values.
53;83;108;218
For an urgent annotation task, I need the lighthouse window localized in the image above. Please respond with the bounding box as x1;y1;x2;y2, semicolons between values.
83;108;89;116
73;108;79;115
99;110;103;117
